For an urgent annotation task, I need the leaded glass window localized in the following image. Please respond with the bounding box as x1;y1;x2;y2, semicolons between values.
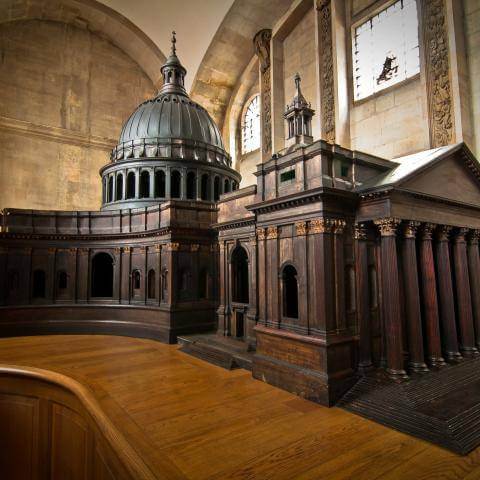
353;0;419;101
242;95;260;154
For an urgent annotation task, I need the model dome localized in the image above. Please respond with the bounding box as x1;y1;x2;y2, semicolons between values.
100;32;240;211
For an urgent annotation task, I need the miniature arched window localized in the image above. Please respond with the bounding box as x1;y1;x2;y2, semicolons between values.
242;94;260;154
91;253;113;297
201;174;210;201
198;268;209;299
282;265;298;319
132;270;141;290
232;181;238;191
155;170;166;197
103;177;107;203
32;269;46;298
147;269;156;299
213;176;220;201
58;271;68;290
224;179;231;193
108;176;114;203
140;171;150;198
116;173;123;201
186;171;196;200
126;172;136;199
232;246;249;304
171;170;181;199
161;269;168;302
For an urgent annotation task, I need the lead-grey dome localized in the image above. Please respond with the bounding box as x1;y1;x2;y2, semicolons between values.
118;92;225;150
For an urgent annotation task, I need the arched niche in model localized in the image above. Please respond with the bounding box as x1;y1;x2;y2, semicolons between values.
32;270;46;299
231;246;249;304
147;269;156;299
171;170;181;199
214;176;220;201
139;171;150;198
91;253;114;298
116;173;123;201
108;176;114;203
126;172;136;199
155;170;166;197
281;264;298;319
186;171;196;200
201;174;210;201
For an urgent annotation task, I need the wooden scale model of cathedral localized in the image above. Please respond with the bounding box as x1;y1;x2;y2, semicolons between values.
2;33;480;454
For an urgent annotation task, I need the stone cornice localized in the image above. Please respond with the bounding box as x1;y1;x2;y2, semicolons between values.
0;115;116;151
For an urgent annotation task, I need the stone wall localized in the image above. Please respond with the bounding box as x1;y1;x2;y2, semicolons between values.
0;19;155;211
350;78;429;159
465;0;480;156
283;8;319;142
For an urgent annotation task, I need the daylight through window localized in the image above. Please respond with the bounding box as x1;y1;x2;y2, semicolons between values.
242;95;260;154
353;0;419;101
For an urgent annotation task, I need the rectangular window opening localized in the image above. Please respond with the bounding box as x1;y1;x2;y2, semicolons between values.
280;170;296;182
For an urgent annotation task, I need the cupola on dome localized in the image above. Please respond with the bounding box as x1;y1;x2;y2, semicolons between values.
100;32;240;211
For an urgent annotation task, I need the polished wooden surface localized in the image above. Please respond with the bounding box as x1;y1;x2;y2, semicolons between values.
1;335;480;479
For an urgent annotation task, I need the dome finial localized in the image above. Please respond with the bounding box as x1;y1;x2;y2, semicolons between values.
171;31;177;55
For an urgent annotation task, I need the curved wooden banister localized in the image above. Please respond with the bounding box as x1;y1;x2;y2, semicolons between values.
0;364;158;480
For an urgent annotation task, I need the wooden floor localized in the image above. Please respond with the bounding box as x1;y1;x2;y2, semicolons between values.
1;335;480;479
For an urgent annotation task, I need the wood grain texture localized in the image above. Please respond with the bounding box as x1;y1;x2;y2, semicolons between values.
1;334;480;479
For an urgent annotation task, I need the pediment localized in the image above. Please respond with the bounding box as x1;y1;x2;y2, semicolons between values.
401;152;480;206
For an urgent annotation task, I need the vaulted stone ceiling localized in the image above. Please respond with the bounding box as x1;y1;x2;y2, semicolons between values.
99;0;293;129
98;0;235;92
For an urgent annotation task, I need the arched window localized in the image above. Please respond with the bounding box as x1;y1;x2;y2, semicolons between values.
116;173;123;201
103;177;107;203
186;171;196;200
161;269;168;302
155;170;166;197
58;271;68;290
132;270;141;291
198;268;209;299
242;94;260;154
232;181;238;191
224;179;231;194
147;269;156;299
171;170;181;199
108;176;114;203
201;174;210;201
32;270;46;298
232;246;249;303
126;172;136;199
213;176;220;201
91;253;113;297
140;171;150;198
282;265;298;319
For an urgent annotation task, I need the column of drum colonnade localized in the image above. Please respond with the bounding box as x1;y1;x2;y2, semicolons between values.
103;168;235;203
357;218;480;381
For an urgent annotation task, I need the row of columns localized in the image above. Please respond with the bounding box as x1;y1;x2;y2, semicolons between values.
103;167;237;204
357;218;480;381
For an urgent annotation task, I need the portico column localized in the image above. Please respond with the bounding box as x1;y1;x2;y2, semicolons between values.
374;218;408;380
467;230;480;347
401;221;429;373
435;225;462;361
453;228;479;356
419;223;446;367
122;170;127;200
355;223;372;372
134;169;140;199
149;169;155;198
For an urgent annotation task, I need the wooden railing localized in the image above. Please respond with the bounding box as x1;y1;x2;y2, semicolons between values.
0;365;158;480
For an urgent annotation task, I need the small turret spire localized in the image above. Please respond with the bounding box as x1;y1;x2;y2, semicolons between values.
171;31;177;55
294;72;301;96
